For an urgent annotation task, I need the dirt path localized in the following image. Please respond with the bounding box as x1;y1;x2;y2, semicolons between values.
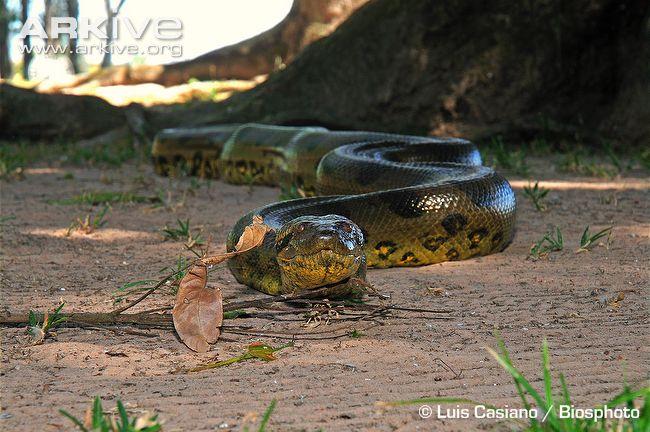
1;159;648;431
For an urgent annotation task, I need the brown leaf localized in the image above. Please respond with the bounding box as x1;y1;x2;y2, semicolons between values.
201;215;271;266
172;264;223;352
234;215;271;252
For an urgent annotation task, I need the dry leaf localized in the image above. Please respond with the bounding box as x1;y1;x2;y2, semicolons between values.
173;217;270;352
172;264;223;352
234;215;271;252
201;215;271;266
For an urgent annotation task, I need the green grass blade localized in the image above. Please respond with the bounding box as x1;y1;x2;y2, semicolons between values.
92;396;104;428
580;226;590;246
494;338;540;430
559;373;575;430
116;400;129;429
59;409;90;432
486;347;560;429
28;310;37;326
541;340;553;408
117;280;157;292
258;399;277;432
591;226;613;242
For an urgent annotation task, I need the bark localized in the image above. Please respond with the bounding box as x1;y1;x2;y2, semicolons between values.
148;0;650;147
0;0;11;79
0;83;126;140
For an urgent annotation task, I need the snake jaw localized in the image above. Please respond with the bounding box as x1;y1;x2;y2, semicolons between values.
275;215;365;292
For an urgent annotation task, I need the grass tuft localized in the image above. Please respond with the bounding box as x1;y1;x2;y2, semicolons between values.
529;227;564;259
161;219;204;248
66;206;110;236
485;136;530;177
523;181;550;212
577;226;612;253
381;336;650;432
51;191;159;206
27;301;67;344
59;396;162;432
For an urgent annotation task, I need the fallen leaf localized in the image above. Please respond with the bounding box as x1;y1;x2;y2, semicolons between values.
173;217;270;352
172;264;223;352
234;215;271;252
201;215;271;266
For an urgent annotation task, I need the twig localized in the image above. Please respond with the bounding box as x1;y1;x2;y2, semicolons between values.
433;357;463;379
0;312;173;329
109;262;195;315
222;322;380;340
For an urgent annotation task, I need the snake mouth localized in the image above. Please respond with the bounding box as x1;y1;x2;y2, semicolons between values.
276;248;359;262
277;249;364;291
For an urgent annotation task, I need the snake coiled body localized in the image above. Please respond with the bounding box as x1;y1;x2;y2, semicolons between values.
152;124;517;295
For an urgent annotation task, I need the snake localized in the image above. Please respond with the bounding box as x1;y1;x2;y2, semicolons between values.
152;123;517;296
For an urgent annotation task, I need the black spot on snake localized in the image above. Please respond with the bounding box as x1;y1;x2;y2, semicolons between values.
422;235;447;252
441;213;468;236
491;231;503;245
446;248;460;260
400;252;419;263
468;228;489;249
386;189;428;219
235;160;247;173
374;240;397;260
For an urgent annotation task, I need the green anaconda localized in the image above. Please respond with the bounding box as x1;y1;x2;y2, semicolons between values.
152;124;517;296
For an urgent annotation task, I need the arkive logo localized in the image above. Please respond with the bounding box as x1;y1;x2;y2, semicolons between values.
18;17;183;41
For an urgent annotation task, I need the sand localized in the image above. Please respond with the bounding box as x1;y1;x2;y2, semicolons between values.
1;159;648;431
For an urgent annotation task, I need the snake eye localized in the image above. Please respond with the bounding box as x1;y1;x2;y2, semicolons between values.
275;232;294;252
296;223;306;232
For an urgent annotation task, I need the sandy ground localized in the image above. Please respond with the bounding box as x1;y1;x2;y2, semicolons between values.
1;158;648;431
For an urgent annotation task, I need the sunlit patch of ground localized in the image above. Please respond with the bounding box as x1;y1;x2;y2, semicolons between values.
26;228;157;242
6;74;265;106
59;78;263;106
510;178;650;191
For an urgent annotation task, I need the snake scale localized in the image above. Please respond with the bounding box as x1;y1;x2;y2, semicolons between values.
152;124;517;296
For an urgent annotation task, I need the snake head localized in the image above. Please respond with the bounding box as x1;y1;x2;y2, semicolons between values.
275;214;365;292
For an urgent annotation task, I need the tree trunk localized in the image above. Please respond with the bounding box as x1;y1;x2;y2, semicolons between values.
66;0;80;73
148;0;649;147
0;84;126;140
2;0;648;147
0;1;11;79
21;0;32;79
101;0;126;68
